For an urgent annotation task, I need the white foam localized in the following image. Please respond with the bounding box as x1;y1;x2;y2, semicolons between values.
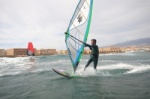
76;67;97;77
99;53;116;56
76;63;150;76
0;57;36;77
0;56;149;77
97;63;133;70
126;65;150;74
99;52;135;56
101;60;115;62
0;57;29;65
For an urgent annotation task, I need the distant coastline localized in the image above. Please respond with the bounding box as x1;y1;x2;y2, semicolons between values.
0;45;150;58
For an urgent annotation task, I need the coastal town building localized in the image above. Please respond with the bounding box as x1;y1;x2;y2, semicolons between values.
99;47;124;53
37;49;57;55
0;46;150;57
137;46;150;52
6;48;27;57
5;48;56;57
0;49;5;57
84;49;91;54
57;50;68;55
35;50;40;56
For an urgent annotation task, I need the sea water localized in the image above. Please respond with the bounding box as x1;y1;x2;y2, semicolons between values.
0;52;150;99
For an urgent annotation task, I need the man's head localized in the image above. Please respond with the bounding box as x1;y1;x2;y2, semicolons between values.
91;39;96;45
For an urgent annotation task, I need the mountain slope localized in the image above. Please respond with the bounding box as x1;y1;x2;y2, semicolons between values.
113;38;150;47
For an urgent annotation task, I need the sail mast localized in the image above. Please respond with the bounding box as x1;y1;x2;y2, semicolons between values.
65;0;93;72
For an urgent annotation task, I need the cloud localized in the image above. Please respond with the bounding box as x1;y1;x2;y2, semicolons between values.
0;0;79;49
0;0;150;49
88;0;150;46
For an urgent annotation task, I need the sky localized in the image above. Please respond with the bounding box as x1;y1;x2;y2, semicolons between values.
0;0;150;50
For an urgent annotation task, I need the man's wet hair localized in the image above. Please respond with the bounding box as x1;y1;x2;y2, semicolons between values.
91;39;96;43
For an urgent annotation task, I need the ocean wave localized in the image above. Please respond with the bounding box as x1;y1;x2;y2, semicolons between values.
0;57;30;66
99;52;136;56
98;63;150;75
125;65;150;74
0;58;71;77
97;63;133;70
76;63;150;76
0;54;149;77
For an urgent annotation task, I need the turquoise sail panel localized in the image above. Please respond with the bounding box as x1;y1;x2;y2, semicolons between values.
65;0;93;72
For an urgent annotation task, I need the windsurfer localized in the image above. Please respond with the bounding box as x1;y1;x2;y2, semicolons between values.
84;39;99;71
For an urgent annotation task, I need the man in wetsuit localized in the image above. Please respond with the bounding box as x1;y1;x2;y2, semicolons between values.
84;39;99;71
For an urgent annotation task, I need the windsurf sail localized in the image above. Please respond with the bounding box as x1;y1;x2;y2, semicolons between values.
27;42;35;56
65;0;93;72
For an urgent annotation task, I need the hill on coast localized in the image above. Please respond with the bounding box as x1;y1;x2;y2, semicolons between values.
111;37;150;47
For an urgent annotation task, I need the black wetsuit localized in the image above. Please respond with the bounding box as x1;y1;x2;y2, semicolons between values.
84;44;99;70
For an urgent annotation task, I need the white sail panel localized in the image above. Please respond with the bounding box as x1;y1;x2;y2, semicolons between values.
65;0;93;72
70;1;90;30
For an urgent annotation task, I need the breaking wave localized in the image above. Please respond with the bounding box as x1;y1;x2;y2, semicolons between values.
76;63;150;77
0;52;150;77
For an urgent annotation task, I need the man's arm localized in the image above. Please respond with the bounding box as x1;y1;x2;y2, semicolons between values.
84;43;92;50
65;32;93;49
